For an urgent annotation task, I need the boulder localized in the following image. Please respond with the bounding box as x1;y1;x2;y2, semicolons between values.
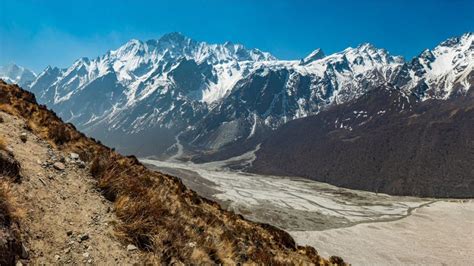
53;162;66;171
79;234;89;241
127;244;138;251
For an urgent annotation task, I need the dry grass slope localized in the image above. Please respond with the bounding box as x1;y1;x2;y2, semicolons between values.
0;80;343;265
0;150;24;264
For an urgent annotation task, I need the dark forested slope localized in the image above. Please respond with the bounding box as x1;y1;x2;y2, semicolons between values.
251;87;474;198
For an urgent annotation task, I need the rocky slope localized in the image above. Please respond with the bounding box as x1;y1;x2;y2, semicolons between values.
25;32;473;159
0;80;342;264
0;107;143;264
250;85;474;197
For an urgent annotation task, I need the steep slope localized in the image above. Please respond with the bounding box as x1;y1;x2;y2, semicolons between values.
0;108;144;264
251;86;474;197
0;64;36;88
0;80;340;264
0;136;24;265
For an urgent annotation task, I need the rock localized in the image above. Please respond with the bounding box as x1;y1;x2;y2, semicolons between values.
82;252;90;258
76;160;86;168
20;243;29;259
15;261;23;266
54;254;61;261
79;234;89;241
5;146;14;156
64;247;71;254
53;162;66;171
20;133;27;143
59;156;66;163
66;230;73;236
70;152;80;160
127;244;138;251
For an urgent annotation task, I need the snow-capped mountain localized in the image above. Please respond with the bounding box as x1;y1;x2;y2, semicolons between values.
25;32;473;158
0;64;36;87
398;33;473;100
183;43;406;151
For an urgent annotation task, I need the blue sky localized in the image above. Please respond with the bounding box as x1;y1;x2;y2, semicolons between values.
0;0;473;72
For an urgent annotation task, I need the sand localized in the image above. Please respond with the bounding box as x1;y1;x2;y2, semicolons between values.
291;200;474;265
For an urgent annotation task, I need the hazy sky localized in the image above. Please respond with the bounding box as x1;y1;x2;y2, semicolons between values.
1;0;473;72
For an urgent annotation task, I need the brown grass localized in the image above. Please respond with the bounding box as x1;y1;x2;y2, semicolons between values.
0;136;6;150
0;181;23;226
0;173;24;265
0;80;344;264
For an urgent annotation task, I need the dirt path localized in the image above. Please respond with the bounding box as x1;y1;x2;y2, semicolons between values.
0;111;145;264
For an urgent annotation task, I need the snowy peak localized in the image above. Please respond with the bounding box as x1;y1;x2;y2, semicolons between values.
108;32;275;66
159;32;190;44
344;43;404;65
413;32;473;75
407;32;473;99
0;63;37;87
301;48;325;64
439;32;473;48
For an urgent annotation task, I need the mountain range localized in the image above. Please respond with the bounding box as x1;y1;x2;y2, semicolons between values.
2;32;473;164
0;63;36;88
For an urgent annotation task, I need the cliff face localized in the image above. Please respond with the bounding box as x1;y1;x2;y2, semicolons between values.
0;80;341;264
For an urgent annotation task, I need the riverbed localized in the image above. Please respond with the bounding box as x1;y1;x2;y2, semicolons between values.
141;155;474;264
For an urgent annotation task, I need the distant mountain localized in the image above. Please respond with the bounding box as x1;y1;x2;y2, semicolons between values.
0;64;36;87
25;32;473;158
250;86;474;198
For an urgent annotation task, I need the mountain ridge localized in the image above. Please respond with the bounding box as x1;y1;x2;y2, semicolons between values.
17;32;474;158
250;84;474;197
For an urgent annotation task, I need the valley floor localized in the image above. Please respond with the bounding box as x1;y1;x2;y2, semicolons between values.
291;200;474;265
143;154;474;265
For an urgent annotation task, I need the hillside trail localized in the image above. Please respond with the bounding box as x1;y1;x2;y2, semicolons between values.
0;110;146;264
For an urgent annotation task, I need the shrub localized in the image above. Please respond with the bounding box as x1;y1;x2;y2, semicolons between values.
47;124;71;145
